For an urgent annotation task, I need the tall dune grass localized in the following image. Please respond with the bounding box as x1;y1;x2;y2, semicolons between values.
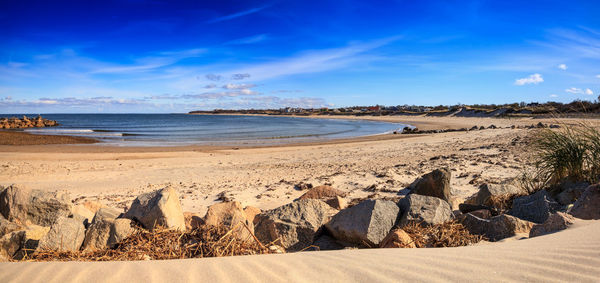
533;124;600;185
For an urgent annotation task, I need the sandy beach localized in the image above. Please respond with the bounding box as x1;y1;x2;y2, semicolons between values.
0;116;545;214
1;115;599;282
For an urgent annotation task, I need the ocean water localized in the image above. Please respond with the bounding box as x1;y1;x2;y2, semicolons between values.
13;114;408;146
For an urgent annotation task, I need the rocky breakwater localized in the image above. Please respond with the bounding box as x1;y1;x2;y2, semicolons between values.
0;115;58;129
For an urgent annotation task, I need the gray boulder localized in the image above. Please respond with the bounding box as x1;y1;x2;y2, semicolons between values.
511;190;560;223
325;200;400;247
399;194;452;227
123;187;186;231
460;213;534;241
0;184;72;226
254;199;336;251
555;182;589;205
91;207;122;224
466;183;525;206
569;184;600;220
0;215;21;237
82;218;135;251
37;216;86;252
530;212;575;238
0;225;49;259
409;168;451;203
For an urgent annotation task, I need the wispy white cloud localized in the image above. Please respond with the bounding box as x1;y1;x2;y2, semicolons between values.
514;73;543;85
596;74;600;79
225;34;269;45
558;64;567;70
566;87;583;94
206;6;269;24
223;83;257;89
549;94;558;98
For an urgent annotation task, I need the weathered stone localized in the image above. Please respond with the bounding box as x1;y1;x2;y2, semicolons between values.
325;200;399;247
12;225;49;259
312;235;344;250
466;183;525;206
325;196;347;210
183;212;203;231
243;206;262;225
460;213;534;241
469;209;492;219
255;199;336;251
92;207;121;224
0;215;22;237
0;184;72;226
82;200;106;213
82;220;112;251
554;182;589;205
72;205;95;225
204;201;253;240
409;168;452;203
82;218;134;251
399;194;452;227
298;185;344;200
511;190;560;223
37;216;86;252
123;187;186;231
379;229;416;248
530;212;575;238
569;184;600;220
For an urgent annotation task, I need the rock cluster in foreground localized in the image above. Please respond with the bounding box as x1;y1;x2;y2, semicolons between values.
0;116;59;129
1;167;598;261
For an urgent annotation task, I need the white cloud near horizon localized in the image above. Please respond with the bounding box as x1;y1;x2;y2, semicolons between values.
558;64;567;70
514;73;543;85
566;87;583;94
585;88;594;95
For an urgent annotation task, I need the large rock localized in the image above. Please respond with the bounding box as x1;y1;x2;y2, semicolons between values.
325;200;399;247
569;184;600;220
0;225;49;259
82;218;134;251
204;201;253;240
91;207;121;224
37;216;86;252
379;229;416;248
511;190;560;223
71;205;95;225
255;199;336;251
0;184;72;226
409;168;451;203
555;182;589;205
0;215;22;237
298;185;344;200
466;183;525;206
461;213;533;241
398;194;452;227
123;187;186;231
529;212;575;238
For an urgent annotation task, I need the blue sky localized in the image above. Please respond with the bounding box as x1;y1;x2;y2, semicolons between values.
1;0;599;113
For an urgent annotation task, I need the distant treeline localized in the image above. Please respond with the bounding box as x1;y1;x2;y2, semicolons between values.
189;99;600;118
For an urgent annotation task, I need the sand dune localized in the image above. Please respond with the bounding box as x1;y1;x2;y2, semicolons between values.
2;220;598;282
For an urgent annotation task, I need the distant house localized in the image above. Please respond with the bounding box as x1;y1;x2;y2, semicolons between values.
367;106;381;111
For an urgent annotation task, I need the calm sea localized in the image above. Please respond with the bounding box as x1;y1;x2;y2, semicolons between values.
11;114;408;146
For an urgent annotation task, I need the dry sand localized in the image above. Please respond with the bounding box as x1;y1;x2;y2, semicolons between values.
1;220;598;282
1;115;599;281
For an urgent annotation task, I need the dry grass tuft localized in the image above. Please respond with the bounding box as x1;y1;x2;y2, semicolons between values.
18;224;273;262
403;220;485;248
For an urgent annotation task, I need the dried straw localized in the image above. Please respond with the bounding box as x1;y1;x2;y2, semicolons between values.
19;224;273;262
402;220;485;248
